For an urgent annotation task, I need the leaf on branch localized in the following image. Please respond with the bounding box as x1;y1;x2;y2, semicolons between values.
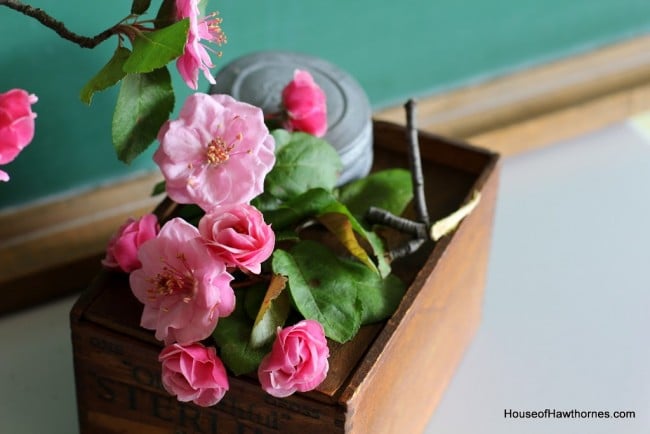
264;132;342;200
151;180;166;196
249;275;290;348
131;0;152;14
263;188;336;230
112;67;174;163
155;0;177;28
338;169;413;220
122;19;189;74
80;46;131;105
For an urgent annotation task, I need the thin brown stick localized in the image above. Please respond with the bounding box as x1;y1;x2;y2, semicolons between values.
1;0;124;48
404;99;429;225
366;206;427;238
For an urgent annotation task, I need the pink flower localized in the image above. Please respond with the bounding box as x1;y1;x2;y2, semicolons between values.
198;204;275;274
0;88;38;181
129;217;235;345
258;320;330;398
159;342;229;406
281;70;327;137
175;0;226;90
154;93;275;212
102;214;160;273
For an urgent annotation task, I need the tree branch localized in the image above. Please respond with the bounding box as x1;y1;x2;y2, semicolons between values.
1;0;124;49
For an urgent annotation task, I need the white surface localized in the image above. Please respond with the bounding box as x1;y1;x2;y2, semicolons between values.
1;122;648;433
426;122;650;433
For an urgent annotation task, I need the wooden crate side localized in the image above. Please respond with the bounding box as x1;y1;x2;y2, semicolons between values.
342;162;500;433
373;121;494;175
72;320;346;434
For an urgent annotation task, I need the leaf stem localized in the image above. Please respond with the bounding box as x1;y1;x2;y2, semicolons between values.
0;0;124;49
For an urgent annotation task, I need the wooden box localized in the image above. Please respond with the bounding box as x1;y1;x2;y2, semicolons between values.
70;121;500;434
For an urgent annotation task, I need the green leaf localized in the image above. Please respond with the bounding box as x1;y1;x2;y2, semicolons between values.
155;0;177;28
80;46;130;105
250;275;291;348
272;241;363;343
366;231;391;278
122;19;189;74
112;67;174;163
263;188;337;230
270;129;292;151
250;192;283;213
265;132;342;200
212;294;269;375
317;211;377;273
151;180;166;196
131;0;151;14
338;169;413;220
357;273;406;324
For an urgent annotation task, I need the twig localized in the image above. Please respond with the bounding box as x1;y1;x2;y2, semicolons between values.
366;206;427;238
387;238;425;261
365;99;432;259
404;99;429;225
1;0;124;49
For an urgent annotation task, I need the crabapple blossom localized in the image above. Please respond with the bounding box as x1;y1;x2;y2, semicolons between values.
129;218;235;345
0;88;38;181
199;203;275;274
281;70;327;137
175;0;226;89
154;93;275;211
258;320;330;398
159;342;229;407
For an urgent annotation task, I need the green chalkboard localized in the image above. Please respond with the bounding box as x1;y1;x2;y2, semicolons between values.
1;0;650;208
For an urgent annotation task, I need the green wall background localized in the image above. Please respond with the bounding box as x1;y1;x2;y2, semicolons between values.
1;0;650;209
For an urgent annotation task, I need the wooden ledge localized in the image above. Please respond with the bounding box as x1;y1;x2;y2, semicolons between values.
0;173;163;314
374;33;650;156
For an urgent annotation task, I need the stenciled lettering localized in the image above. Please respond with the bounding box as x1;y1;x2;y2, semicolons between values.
90;361;294;433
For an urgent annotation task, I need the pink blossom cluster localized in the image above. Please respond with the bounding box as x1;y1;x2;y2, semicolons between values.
0;88;38;182
175;0;227;90
281;69;328;137
102;70;331;407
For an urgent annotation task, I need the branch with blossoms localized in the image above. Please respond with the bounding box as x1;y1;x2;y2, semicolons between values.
100;66;422;403
1;0;225;166
4;0;480;409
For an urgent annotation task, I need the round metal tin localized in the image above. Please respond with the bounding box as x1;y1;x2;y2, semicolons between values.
209;51;373;184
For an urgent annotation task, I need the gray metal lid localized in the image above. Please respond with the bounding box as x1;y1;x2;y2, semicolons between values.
209;51;373;184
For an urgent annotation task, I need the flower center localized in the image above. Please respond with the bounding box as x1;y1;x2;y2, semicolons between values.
206;136;234;165
147;253;197;303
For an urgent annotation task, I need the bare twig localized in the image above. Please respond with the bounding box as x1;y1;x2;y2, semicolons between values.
366;206;427;238
404;99;429;225
364;99;432;259
387;238;425;261
1;0;124;48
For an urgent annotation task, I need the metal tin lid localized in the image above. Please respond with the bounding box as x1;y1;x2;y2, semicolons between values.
209;51;373;184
